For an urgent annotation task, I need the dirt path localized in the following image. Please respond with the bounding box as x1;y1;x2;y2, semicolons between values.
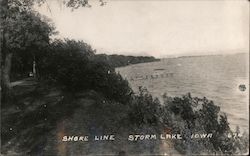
10;78;37;87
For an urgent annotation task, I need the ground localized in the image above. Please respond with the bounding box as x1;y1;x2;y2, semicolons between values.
1;79;179;155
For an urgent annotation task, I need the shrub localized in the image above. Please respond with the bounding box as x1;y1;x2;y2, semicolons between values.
39;39;132;103
162;93;248;154
129;87;161;127
128;91;249;154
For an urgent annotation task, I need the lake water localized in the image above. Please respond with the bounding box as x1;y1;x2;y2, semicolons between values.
116;53;249;131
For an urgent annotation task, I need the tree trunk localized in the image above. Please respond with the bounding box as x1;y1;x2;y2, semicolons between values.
2;52;13;98
1;0;9;102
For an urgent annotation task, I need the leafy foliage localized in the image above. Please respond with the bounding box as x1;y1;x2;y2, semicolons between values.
2;8;55;54
3;0;104;11
161;93;248;154
93;54;159;68
37;39;132;103
129;87;161;127
127;89;249;154
1;3;56;95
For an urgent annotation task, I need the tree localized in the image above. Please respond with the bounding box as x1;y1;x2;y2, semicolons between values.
39;39;95;84
0;0;104;100
1;3;55;99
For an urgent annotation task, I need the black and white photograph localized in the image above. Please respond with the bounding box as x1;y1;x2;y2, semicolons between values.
0;0;249;155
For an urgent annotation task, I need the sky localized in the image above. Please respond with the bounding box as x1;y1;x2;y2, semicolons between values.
36;0;249;58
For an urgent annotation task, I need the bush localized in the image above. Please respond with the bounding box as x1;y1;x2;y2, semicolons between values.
38;39;132;103
161;93;249;154
84;60;133;103
128;91;249;154
128;87;161;127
